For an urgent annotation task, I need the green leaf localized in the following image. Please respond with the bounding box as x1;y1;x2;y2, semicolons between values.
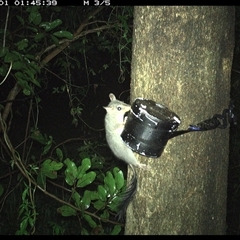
97;185;107;201
44;159;63;171
77;158;91;179
15;71;29;81
16;79;32;95
29;9;42;25
28;217;34;227
19;218;28;232
90;191;99;201
39;19;62;32
28;76;41;88
81;228;89;235
12;61;27;70
30;129;48;144
28;62;40;73
83;215;97;228
24;54;36;61
23;89;31;96
4;52;19;63
21;186;29;202
77;171;96;188
26;26;38;33
56;148;63;161
15;229;28;235
100;210;109;220
81;190;91;209
93;200;105;210
22;67;40;87
0;66;7;77
57;205;77;217
15;39;28;51
71;191;81;208
113;167;125;190
107;196;121;212
24;68;34;80
16;15;25;25
53;31;73;39
104;171;116;196
34;32;45;42
37;170;46;189
111;225;122;235
41;159;63;179
64;158;78;186
50;35;59;46
42;136;53;155
0;47;8;58
30;78;41;88
15;71;33;95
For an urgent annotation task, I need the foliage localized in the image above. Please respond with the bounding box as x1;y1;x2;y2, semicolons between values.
0;6;133;234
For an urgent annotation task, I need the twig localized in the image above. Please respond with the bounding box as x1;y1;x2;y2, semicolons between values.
0;62;12;86
2;6;10;49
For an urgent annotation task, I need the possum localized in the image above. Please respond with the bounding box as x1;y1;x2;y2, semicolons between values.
103;93;148;220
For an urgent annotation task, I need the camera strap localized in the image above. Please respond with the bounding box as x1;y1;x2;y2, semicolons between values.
168;100;237;139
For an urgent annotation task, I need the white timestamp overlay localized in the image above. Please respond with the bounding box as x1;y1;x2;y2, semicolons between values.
83;0;110;5
0;0;111;5
0;0;58;5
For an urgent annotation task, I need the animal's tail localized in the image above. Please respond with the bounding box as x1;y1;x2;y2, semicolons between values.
116;164;137;221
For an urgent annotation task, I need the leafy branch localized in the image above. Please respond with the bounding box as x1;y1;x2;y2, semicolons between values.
0;6;118;132
0;112;124;233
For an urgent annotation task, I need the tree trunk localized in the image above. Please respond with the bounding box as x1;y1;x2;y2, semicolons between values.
125;6;235;235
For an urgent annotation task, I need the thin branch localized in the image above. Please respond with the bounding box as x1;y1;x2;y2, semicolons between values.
0;61;12;86
2;6;10;49
40;24;115;67
36;20;111;58
1;83;22;124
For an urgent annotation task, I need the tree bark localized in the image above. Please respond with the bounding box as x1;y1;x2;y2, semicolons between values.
125;6;235;235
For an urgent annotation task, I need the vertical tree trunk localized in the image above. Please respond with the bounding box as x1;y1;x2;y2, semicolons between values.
125;6;235;235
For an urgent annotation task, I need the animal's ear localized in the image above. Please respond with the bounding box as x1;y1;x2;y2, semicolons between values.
103;106;112;112
109;93;116;101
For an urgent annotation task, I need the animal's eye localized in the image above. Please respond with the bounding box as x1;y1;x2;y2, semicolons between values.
117;106;122;111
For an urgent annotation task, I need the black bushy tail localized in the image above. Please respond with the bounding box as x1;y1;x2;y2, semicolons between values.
116;164;137;221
